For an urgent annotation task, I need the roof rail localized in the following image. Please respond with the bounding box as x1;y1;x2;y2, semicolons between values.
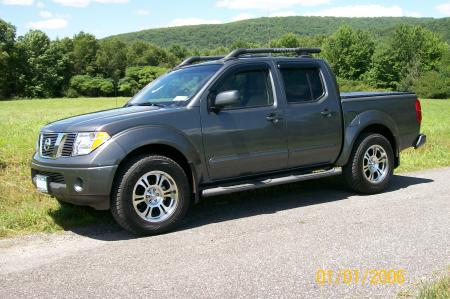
176;56;225;68
174;48;321;69
224;48;321;60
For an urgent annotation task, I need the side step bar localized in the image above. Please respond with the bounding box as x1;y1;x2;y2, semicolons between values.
201;167;342;197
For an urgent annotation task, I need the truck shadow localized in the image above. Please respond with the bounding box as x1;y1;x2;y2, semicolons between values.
53;173;433;241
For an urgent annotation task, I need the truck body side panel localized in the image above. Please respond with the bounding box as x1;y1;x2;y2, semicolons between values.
336;93;419;166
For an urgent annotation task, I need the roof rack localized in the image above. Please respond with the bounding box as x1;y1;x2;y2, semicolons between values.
176;56;224;68
174;48;322;68
224;48;321;60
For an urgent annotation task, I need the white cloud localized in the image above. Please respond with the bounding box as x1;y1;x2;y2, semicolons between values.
39;10;53;18
53;0;89;7
52;0;128;7
36;1;44;7
269;11;298;17
405;11;421;18
217;0;329;11
136;9;150;16
27;18;68;29
94;0;128;3
38;10;69;19
304;5;412;17
436;2;450;15
1;0;34;5
168;18;222;27
231;13;256;21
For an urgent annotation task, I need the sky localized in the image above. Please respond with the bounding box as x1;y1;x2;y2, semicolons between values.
1;0;450;39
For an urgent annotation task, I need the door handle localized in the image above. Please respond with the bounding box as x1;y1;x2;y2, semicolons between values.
321;109;332;118
266;113;283;123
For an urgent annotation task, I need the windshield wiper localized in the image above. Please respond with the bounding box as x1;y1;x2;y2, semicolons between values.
125;102;166;108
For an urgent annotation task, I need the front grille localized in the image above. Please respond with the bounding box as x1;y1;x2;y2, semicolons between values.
39;133;77;158
33;170;65;184
61;133;77;157
40;133;58;157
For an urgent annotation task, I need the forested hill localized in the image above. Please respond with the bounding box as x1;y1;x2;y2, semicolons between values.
107;16;450;48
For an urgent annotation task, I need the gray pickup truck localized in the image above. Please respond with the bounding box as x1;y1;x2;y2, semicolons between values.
31;48;426;235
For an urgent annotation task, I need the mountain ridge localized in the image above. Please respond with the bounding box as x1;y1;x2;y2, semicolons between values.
106;16;450;48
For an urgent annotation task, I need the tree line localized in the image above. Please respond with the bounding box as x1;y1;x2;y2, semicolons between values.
1;18;449;100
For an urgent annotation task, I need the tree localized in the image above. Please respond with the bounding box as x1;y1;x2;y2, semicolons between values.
96;38;127;94
126;41;151;66
230;38;259;49
17;30;69;97
50;37;74;96
126;41;176;67
72;32;98;75
169;44;190;61
412;49;450;98
270;33;300;48
368;25;448;89
0;19;17;98
322;26;375;80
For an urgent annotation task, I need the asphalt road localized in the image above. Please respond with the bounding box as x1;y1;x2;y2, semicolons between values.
1;168;449;298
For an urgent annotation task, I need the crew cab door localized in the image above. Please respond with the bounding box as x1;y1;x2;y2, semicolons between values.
277;61;342;168
200;63;288;181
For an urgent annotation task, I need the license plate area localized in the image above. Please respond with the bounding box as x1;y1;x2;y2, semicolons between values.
35;175;49;193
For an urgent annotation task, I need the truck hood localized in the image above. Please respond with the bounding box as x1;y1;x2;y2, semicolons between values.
42;105;163;133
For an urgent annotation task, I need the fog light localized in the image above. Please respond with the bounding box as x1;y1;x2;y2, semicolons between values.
74;178;83;192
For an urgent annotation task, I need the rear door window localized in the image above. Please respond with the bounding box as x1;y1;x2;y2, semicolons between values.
280;68;324;103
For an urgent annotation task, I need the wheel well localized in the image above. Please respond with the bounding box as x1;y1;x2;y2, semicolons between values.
114;144;194;193
358;124;399;168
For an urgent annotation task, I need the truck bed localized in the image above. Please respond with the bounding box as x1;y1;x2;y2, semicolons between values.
339;91;419;153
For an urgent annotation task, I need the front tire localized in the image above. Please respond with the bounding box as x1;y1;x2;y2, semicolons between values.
111;155;191;235
343;133;394;194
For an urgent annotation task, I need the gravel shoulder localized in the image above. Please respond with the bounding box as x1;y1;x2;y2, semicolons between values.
1;168;449;298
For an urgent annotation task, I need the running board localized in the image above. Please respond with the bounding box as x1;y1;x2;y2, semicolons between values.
201;167;341;197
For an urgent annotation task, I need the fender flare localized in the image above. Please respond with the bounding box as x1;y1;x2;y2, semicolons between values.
335;110;399;166
108;125;205;182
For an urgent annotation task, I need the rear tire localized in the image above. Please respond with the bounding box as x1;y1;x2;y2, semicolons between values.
111;154;191;235
343;133;394;194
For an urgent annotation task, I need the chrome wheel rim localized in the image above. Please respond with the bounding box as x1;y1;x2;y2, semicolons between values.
132;171;178;223
363;145;389;183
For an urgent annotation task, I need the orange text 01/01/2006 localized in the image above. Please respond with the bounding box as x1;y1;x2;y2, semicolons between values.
316;269;406;286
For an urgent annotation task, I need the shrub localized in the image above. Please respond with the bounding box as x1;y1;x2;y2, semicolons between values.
413;71;450;99
118;66;168;96
337;78;389;92
65;88;79;98
69;75;114;97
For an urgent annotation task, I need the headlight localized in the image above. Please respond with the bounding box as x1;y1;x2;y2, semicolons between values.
72;132;111;156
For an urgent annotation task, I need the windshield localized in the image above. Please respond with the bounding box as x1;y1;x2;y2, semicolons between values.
127;64;222;107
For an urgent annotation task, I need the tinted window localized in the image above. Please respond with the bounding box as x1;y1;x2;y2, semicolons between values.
214;68;273;109
128;64;221;106
280;68;324;103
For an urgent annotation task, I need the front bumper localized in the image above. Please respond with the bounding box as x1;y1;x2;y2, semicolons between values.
414;134;427;149
31;161;117;210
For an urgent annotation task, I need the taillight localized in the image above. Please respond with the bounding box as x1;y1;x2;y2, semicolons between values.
415;98;422;124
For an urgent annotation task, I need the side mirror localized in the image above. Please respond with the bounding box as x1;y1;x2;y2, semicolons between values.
212;90;240;111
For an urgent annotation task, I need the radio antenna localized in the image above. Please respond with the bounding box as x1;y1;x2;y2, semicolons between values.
267;9;271;46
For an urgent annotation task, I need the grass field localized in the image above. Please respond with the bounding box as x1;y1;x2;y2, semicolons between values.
416;273;450;299
0;98;449;238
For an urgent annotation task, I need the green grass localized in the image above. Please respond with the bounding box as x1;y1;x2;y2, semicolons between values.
0;98;128;238
416;275;450;299
0;98;449;238
396;99;450;172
